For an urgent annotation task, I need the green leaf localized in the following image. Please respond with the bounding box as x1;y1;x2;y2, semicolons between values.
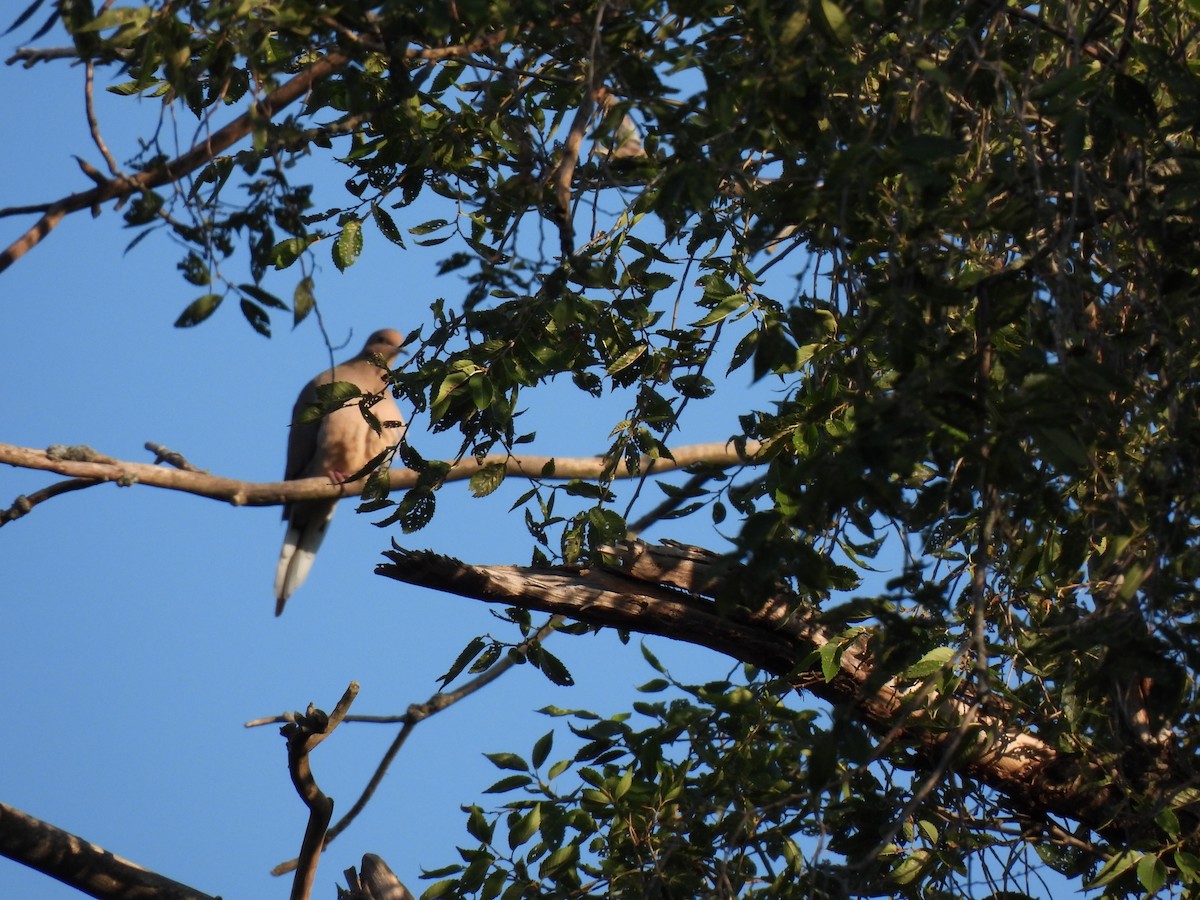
586;507;626;545
507;805;541;849
539;844;578;876
238;284;288;310
332;219;363;271
1175;850;1200;883
271;235;316;269
531;730;554;769
175;293;222;328
606;343;647;375
409;217;450;236
75;5;149;32
531;646;575;686
819;640;843;682
484;774;533;794
438;636;486;686
640;643;665;673
295;381;361;424
818;0;851;43
422;880;454;898
469;462;507;498
692;293;746;327
372;205;406;247
903;646;955;680
1085;850;1141;889
465;805;493;843
239;298;271;337
293;276;315;325
484;752;528;772
1137;854;1167;893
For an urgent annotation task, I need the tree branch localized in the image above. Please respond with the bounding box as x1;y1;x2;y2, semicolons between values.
0;51;351;273
281;683;360;900
375;540;1145;841
0;801;219;900
259;615;565;875
0;440;761;520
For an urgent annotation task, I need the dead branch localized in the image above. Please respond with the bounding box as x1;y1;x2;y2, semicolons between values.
281;683;360;900
342;853;415;900
375;541;1143;840
260;615;564;875
0;801;218;900
0;440;761;522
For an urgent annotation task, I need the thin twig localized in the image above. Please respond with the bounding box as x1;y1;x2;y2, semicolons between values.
0;478;99;525
84;61;121;176
144;441;206;472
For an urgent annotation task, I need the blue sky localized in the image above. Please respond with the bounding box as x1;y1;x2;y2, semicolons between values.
0;30;794;900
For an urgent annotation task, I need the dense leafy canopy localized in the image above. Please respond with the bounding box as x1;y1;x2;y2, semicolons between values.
10;0;1200;895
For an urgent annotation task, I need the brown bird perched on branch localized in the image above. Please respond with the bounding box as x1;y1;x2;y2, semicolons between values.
274;329;405;615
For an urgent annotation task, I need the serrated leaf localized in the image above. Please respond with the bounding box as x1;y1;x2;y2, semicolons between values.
175;293;222;327
469;462;507;498
586;507;626;544
293;276;315;325
423;878;457;898
539;844;578;876
468;642;502;673
533;647;575;686
507;805;541;849
692;293;746;327
903;646;955;680
438;636;486;685
819;640;843;682
75;5;148;32
484;752;528;772
373;205;406;247
271;235;316;269
640;643;665;673
1085;850;1140;889
409;217;450;235
239;298;271;337
239;283;288;310
484;774;533;794
531;730;554;769
606;343;647;375
332;219;363;271
295;381;362;424
394;486;435;533
465;805;492;843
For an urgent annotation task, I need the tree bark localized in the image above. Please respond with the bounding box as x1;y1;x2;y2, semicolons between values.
377;541;1139;838
0;801;218;900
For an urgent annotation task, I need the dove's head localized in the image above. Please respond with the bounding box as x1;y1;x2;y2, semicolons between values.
361;328;405;363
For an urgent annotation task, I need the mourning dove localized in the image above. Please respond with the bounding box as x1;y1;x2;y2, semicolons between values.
274;329;405;615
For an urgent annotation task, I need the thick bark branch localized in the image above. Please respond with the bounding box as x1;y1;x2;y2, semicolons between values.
0;801;218;900
376;542;1133;838
0;440;760;521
